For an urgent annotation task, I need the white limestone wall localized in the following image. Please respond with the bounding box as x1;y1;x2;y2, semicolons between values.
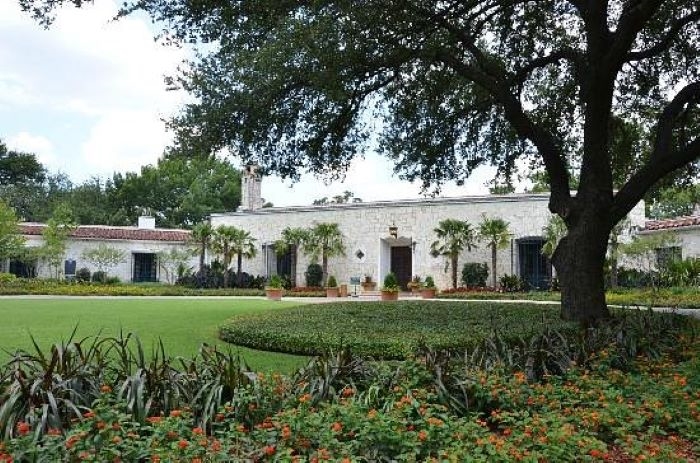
22;236;198;283
212;195;554;289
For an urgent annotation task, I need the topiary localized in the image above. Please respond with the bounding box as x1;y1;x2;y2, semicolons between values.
424;276;435;288
327;275;338;288
461;262;489;287
305;263;323;287
499;274;524;292
382;272;399;292
267;274;284;289
75;267;91;283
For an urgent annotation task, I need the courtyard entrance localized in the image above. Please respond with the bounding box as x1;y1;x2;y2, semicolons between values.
390;246;412;290
517;238;551;290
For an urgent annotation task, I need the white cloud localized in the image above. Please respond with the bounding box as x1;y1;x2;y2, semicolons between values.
6;131;57;167
81;111;171;173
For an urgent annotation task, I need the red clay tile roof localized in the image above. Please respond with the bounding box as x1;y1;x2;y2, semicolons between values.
644;216;700;231
19;223;191;242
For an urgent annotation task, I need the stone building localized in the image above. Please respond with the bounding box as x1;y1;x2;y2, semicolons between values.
638;214;700;266
211;168;647;290
6;217;197;283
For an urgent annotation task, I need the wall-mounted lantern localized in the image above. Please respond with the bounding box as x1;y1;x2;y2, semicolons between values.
388;223;398;239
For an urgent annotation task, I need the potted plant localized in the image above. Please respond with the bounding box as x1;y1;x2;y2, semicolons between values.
421;276;437;299
380;272;400;301
326;275;339;297
361;274;376;292
407;275;422;294
265;275;284;301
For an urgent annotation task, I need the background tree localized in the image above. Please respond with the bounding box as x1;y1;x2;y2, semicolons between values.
430;219;477;289
621;232;680;289
478;216;511;288
39;203;76;279
274;227;309;287
303;223;345;287
647;185;700;220
81;244;126;277
542;216;568;260
156;248;195;284
23;0;700;322
0;199;25;267
191;222;214;274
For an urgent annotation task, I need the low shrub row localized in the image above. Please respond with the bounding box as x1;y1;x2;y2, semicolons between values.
1;311;697;461
219;302;578;358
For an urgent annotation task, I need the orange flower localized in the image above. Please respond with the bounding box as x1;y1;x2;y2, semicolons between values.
215;413;225;422
170;410;182;418
78;451;90;460
96;421;106;430
47;428;61;436
263;445;276;456
167;431;178;440
367;409;378;418
178;439;189;450
112;436;122;444
299;393;312;403
418;430;428;442
65;436;80;449
513;371;526;384
83;411;95;419
191;459;202;463
150;456;161;463
192;427;204;435
331;422;343;433
147;416;163;424
317;448;331;460
236;424;247;433
100;385;112;394
426;417;444;427
198;438;208;447
342;387;355;398
281;425;292;439
211;439;222;451
503;428;512;437
16;422;30;436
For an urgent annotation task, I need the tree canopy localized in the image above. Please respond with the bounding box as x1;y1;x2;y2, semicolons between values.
17;0;700;321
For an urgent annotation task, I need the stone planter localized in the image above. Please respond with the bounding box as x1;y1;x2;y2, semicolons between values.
361;282;377;292
380;290;399;301
420;288;437;299
326;287;339;298
266;288;283;301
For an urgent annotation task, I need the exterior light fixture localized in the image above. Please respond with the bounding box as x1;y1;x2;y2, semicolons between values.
389;224;398;238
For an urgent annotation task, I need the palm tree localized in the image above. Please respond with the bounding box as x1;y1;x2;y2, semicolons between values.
191;221;214;274
541;216;568;259
274;227;309;287
430;219;477;289
478;216;511;288
212;225;257;287
303;223;345;286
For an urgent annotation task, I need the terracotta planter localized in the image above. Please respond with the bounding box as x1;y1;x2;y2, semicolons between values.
420;288;437;299
266;288;283;301
326;287;339;298
361;282;377;292
380;290;399;301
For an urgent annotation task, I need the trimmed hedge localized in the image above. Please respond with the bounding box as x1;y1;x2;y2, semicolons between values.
0;279;326;297
219;301;577;359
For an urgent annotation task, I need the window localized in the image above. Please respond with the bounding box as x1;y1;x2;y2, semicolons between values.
133;253;158;282
655;246;682;268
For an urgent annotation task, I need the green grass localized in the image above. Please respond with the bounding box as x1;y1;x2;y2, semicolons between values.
220;301;578;359
0;298;308;372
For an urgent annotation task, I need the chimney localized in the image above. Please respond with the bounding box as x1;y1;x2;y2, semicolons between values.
239;164;264;211
137;216;156;229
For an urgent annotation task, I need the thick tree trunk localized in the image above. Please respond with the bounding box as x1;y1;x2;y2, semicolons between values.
491;245;497;288
451;255;458;289
552;213;611;323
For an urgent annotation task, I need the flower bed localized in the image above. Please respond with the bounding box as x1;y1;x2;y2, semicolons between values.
1;313;698;461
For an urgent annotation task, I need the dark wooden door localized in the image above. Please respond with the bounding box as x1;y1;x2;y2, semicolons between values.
518;239;551;290
391;246;412;290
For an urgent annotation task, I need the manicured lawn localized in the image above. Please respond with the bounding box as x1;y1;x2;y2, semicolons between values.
0;298;308;372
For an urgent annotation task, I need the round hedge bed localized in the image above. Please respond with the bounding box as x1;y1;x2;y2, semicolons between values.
219;301;576;359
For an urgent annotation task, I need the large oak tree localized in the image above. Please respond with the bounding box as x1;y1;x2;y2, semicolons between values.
22;0;700;322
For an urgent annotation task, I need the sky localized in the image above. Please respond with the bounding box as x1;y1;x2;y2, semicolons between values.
0;0;500;207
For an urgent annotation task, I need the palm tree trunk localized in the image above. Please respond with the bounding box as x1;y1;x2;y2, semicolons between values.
322;253;328;287
491;244;497;288
199;241;206;274
223;247;230;288
237;253;243;285
291;245;297;287
451;254;458;289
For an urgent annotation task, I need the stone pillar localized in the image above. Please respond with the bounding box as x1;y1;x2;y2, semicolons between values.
239;164;264;211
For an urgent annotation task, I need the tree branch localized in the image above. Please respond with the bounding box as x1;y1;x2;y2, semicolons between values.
510;48;582;88
612;81;700;221
626;10;700;62
607;0;664;66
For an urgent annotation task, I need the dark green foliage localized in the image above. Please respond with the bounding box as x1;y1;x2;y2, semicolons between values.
382;272;399;290
91;271;107;283
326;275;337;288
424;276;435;288
660;258;700;287
267;275;283;289
461;263;489;287
74;267;90;283
499;274;525;292
305;263;323;287
219;302;576;359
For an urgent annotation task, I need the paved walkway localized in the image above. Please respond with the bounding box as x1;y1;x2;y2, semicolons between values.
1;294;697;318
